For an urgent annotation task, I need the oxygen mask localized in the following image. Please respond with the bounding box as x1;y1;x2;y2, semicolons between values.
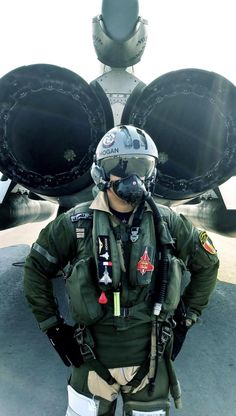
110;174;148;205
102;155;154;203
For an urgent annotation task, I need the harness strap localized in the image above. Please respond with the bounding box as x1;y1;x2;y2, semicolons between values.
121;358;150;393
70;202;179;397
74;325;116;385
130;201;145;242
147;317;159;394
164;338;182;409
120;318;175;395
87;360;117;385
157;320;173;360
147;318;174;395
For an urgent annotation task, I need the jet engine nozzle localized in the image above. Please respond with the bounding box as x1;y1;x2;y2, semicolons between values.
122;68;236;201
0;64;113;197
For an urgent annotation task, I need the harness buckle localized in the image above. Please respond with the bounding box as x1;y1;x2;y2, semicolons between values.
161;326;172;344
74;325;85;345
130;226;140;242
120;307;129;318
80;343;96;361
74;325;96;361
158;324;172;359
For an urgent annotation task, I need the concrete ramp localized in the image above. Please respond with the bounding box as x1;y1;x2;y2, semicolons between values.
0;244;235;415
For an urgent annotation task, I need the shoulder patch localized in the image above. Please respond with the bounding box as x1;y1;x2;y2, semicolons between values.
199;231;217;255
70;212;93;223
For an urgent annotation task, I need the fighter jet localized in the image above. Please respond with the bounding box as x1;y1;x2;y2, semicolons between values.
0;0;236;236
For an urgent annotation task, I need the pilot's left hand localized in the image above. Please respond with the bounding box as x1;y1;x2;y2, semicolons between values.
171;299;193;361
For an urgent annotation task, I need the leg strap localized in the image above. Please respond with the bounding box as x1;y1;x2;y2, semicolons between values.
121;359;150;393
164;341;182;409
74;325;116;385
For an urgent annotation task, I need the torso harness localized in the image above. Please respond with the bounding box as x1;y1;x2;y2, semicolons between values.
67;196;183;408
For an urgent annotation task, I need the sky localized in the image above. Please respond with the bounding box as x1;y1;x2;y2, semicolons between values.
1;0;236;85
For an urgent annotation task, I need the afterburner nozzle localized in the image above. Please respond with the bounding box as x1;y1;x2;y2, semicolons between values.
0;64;113;197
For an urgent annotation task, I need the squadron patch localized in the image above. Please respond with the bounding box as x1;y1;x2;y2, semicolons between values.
137;247;154;275
70;212;93;223
97;235;113;285
199;231;217;255
102;132;115;148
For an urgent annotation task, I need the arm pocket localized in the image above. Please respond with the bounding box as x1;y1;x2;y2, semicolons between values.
162;256;185;313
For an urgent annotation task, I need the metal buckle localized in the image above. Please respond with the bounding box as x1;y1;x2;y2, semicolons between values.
120;307;129;318
161;326;172;344
158;324;172;358
80;343;96;360
74;326;96;362
130;226;139;242
74;325;85;345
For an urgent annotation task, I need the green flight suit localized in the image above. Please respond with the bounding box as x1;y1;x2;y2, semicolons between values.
24;191;219;415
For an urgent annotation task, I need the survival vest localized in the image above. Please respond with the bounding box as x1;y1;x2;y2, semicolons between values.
65;201;185;328
64;199;183;407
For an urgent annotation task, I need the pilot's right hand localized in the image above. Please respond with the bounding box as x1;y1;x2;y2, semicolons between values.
46;322;82;367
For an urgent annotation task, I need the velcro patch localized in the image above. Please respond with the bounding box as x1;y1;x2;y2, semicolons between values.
76;228;85;239
97;235;112;286
199;231;217;255
70;212;93;223
137;247;154;276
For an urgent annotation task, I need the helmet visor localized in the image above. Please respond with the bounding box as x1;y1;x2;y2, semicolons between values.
101;155;156;179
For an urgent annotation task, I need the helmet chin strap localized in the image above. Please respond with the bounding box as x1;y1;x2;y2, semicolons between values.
97;179;111;191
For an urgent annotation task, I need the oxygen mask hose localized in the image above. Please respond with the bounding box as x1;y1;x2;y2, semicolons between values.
112;176;170;314
144;192;171;395
143;192;169;316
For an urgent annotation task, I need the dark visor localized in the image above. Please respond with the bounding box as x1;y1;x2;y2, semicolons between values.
101;156;156;179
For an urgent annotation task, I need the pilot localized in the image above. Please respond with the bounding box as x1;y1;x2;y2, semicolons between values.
24;125;219;416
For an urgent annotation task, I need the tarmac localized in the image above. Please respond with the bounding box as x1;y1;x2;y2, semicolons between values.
0;217;236;416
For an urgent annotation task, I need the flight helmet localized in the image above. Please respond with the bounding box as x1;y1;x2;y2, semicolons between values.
91;125;158;200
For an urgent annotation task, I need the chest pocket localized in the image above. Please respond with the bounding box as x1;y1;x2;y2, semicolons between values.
65;256;104;326
65;215;104;326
